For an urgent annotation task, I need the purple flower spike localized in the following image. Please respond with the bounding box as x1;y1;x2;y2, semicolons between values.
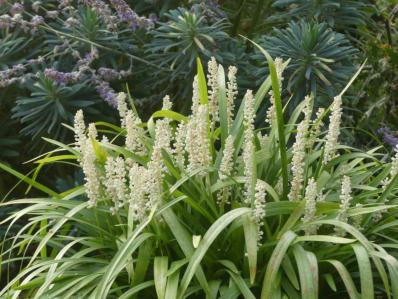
95;80;118;107
0;15;13;30
377;127;398;148
10;3;24;16
109;0;154;30
80;0;117;30
44;68;79;85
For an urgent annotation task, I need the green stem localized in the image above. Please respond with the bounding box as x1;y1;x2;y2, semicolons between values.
249;0;266;37
231;0;247;36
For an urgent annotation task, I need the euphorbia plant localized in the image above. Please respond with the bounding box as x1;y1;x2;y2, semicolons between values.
1;51;398;298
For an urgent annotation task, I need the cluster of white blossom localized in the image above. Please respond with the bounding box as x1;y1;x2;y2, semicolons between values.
265;58;284;126
88;123;98;139
186;78;211;175
226;66;238;130
162;95;172;111
125;111;146;155
243;90;255;204
117;92;128;127
265;95;276;126
128;163;150;223
307;107;325;150
74;111;102;207
253;180;267;243
323;95;343;164
274;58;284;85
173;123;187;167
302;177;318;235
217;135;235;205
146;114;172;205
336;175;352;236
73;109;86;152
288;96;312;201
117;92;147;156
191;76;200;115
207;57;219;128
104;156;127;214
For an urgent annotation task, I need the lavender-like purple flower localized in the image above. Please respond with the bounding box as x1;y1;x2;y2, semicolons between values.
95;80;118;107
44;68;79;85
0;64;28;87
109;0;154;30
65;17;79;28
12;13;30;32
377;127;398;148
0;14;13;30
30;15;44;33
31;15;44;26
77;49;99;68
58;0;73;9
32;1;42;13
46;10;59;19
191;0;225;22
80;0;117;30
96;67;119;81
10;3;24;16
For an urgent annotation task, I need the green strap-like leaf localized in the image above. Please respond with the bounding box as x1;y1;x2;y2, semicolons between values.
197;57;209;105
292;245;318;299
94;208;156;299
247;40;289;199
119;281;155;299
352;244;374;299
0;162;59;198
261;231;297;299
155;257;169;299
217;64;228;143
165;262;180;299
177;208;251;299
242;215;257;284
162;208;210;296
325;260;360;299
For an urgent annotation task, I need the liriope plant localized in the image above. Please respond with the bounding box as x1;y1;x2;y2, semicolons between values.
1;51;398;299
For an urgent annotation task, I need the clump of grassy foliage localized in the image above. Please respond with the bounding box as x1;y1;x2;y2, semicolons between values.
1;49;398;298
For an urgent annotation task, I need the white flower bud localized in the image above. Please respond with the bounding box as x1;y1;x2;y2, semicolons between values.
302;178;318;235
307;107;325;150
243;90;255;204
125;110;146;155
253;180;267;244
207;57;219;126
335;175;352;236
173;122;187;167
162;95;172;110
323;95;343;164
217;135;235;206
81;138;101;207
129;163;150;223
104;156;127;212
288;96;312;201
74;109;86;152
226;66;238;129
117;92;128;127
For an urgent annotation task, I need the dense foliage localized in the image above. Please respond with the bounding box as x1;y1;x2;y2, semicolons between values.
2;54;398;298
1;0;398;298
0;0;373;163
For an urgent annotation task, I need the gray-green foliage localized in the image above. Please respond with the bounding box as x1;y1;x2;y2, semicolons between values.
253;20;359;100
